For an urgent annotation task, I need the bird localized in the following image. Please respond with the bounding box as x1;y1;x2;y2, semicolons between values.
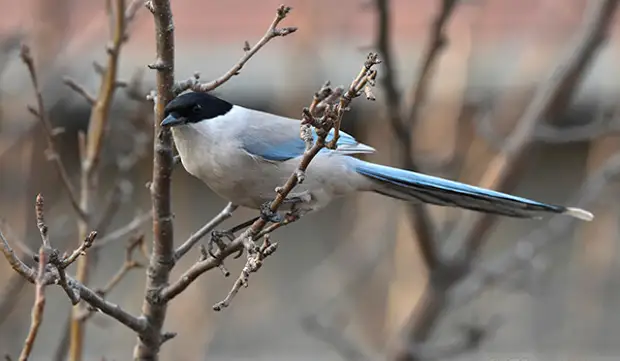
161;91;594;223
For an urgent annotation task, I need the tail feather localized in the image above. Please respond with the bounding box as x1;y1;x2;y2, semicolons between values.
353;160;593;221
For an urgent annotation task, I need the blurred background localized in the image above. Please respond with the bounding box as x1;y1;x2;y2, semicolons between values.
1;0;620;360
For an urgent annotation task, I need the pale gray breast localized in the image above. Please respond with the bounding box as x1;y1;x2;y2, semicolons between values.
170;116;284;207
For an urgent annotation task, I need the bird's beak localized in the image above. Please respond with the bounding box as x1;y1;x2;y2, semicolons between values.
161;114;185;127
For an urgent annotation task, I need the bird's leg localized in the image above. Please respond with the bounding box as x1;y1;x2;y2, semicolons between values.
209;217;259;259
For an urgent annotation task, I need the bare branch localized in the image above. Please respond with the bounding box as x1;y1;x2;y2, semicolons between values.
83;0;127;176
212;234;278;310
60;231;97;268
0;224;145;333
91;211;152;249
20;45;87;222
374;0;442;271
63;77;96;105
187;5;297;93
403;0;458;129
301;314;375;361
452;153;620;307
0;225;36;282
76;235;146;323
173;202;237;261
135;0;177;357
18;247;49;361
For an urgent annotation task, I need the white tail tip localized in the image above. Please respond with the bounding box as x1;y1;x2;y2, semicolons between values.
564;207;594;221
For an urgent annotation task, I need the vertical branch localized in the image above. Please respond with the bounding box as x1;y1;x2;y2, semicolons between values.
374;0;446;271
17;247;48;361
134;0;176;359
70;1;128;360
403;0;458;128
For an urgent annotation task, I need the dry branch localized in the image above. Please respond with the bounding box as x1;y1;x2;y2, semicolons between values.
17;247;48;361
374;0;454;271
173;202;237;261
20;45;86;222
134;0;176;358
0;196;145;334
452;153;620;307
67;1;141;358
179;5;297;94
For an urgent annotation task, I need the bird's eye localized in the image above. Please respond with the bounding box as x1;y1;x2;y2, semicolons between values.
192;104;202;113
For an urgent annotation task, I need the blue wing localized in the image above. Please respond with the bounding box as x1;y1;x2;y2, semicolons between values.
241;128;374;162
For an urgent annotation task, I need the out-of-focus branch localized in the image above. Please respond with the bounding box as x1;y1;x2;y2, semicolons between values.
20;45;87;222
404;0;458;127
17;247;48;361
63;77;96;105
405;320;496;361
301;314;376;361
475;97;620;147
0;274;28;327
161;54;380;308
452;0;620;260
374;0;456;271
82;0;127;174
90;211;152;249
67;1;140;359
180;5;297;94
76;234;146;323
452;153;620;307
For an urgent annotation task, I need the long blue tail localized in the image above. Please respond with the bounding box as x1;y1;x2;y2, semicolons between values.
353;160;593;221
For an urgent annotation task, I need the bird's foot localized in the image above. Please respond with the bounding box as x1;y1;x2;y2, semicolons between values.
259;201;284;223
208;217;259;259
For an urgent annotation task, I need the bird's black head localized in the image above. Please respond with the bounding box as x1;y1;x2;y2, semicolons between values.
161;92;233;127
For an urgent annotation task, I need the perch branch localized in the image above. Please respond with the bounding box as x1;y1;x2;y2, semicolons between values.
18;247;49;361
134;0;176;358
173;202;238;261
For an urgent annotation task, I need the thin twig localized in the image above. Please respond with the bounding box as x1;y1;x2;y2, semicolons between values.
173;202;237;261
91;212;152;249
187;5;297;93
0;224;145;333
60;231;97;268
63;77;96;105
76;235;146;322
20;46;87;222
